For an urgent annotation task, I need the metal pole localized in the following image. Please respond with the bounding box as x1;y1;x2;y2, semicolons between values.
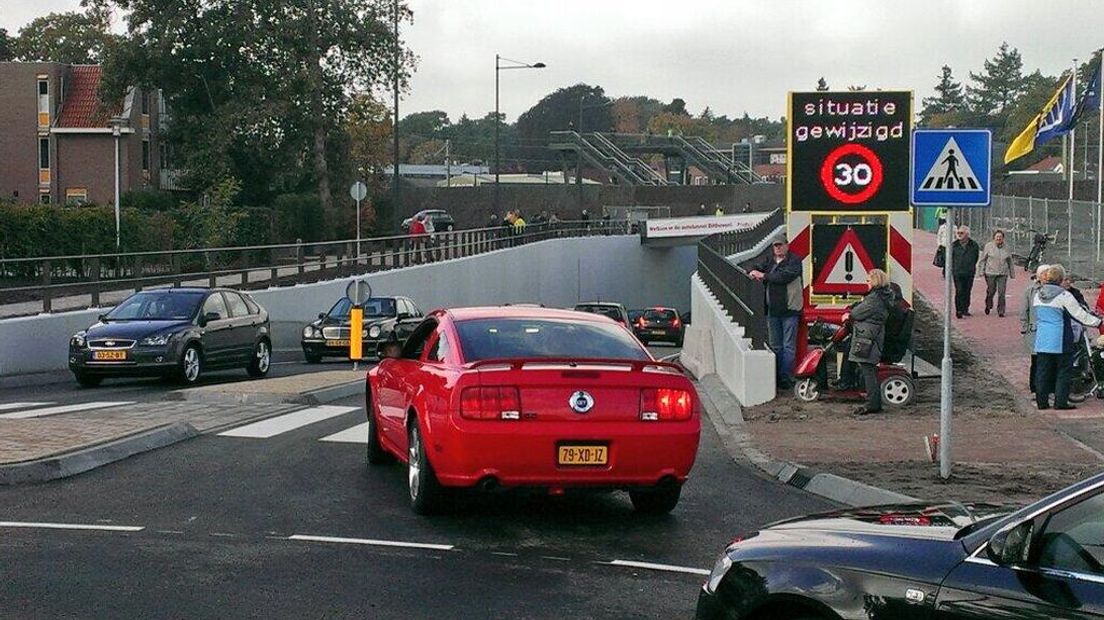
494;54;500;215
940;207;954;479
1069;58;1078;257
1097;49;1103;262
114;132;121;250
392;0;400;232
355;196;362;258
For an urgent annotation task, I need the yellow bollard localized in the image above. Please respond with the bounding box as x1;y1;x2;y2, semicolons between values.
350;306;363;364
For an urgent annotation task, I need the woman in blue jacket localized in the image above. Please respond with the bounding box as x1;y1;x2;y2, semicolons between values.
1033;264;1102;410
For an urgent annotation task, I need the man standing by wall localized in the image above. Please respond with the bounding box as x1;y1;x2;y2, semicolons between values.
952;225;980;319
749;233;804;389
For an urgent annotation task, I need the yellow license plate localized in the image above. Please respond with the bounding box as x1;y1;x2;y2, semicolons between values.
557;445;608;466
325;339;350;347
92;350;127;361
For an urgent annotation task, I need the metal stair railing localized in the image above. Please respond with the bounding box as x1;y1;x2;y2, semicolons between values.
586;132;669;185
684;135;764;184
548;130;650;186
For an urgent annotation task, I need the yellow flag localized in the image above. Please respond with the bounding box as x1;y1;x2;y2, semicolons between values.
1003;115;1038;164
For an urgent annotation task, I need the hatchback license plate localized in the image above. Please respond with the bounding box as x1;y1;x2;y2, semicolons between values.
651;330;666;335
325;339;350;347
557;445;608;466
92;350;127;361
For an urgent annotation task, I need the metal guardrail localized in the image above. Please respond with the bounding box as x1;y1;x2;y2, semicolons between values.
695;209;783;349
0;220;627;317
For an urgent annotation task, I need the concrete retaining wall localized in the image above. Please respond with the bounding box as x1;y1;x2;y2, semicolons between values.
680;227;784;406
0;236;697;377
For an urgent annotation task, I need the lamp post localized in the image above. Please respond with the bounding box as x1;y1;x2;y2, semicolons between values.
109;116;129;251
495;55;545;214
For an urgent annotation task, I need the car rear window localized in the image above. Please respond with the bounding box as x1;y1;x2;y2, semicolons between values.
644;309;677;321
575;305;622;320
455;318;649;362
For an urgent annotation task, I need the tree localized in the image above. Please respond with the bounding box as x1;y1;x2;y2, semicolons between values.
1000;70;1062;157
816;77;829;91
515;83;611;170
663;98;688;115
95;0;413;235
346;94;393;182
12;9;118;64
967;42;1025;117
647;111;718;141
920;65;966;125
408;139;447;165
847;85;867;91
0;29;13;62
400;110;451;140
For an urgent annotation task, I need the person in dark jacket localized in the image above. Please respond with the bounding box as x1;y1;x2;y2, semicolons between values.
951;225;980;318
848;268;897;415
749;233;804;389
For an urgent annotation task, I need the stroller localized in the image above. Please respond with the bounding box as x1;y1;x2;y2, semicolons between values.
1068;331;1104;403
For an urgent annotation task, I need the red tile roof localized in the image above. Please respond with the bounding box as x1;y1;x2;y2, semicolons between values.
754;163;786;177
1025;156;1062;173
56;65;122;128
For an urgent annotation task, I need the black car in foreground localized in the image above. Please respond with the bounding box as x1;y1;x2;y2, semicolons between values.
634;306;684;346
68;287;271;387
697;471;1104;619
301;296;422;362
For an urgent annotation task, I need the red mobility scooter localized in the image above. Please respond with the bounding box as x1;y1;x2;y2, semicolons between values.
791;309;916;407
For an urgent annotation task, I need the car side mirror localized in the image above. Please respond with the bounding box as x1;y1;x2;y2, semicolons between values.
318;312;326;320
987;521;1034;566
397;312;411;320
98;313;108;323
198;311;220;327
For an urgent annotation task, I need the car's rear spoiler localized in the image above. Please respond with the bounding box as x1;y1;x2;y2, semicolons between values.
467;358;685;374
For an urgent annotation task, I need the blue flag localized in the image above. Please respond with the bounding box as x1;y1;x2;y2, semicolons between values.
1069;62;1101;127
1037;75;1076;147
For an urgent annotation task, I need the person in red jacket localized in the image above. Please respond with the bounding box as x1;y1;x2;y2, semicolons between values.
408;216;426;264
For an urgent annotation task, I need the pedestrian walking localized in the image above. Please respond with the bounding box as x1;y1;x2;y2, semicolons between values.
933;216;951;270
714;204;725;217
846;269;897;415
408;215;426;264
698;204;707;217
1033;264;1102;410
977;229;1014;317
748;233;803;390
951;225;980;318
422;213;436;262
742;201;752;213
1021;264;1049;394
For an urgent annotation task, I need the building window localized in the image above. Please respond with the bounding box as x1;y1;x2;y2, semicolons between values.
65;188;89;206
37;78;50;127
38;138;50;184
39;193;50;205
141;92;150;115
142;140;151;172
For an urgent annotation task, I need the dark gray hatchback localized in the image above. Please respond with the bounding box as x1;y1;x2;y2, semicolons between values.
68;287;271;387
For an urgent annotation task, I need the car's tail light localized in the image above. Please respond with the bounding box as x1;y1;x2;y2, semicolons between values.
639;388;693;421
672;317;681;328
460;386;521;420
637;318;646;328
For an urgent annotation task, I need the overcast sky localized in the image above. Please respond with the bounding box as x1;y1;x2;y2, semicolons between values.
4;0;1102;122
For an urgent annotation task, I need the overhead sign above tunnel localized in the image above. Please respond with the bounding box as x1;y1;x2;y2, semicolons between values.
788;91;913;212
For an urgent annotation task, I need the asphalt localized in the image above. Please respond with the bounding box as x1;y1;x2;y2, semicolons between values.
0;345;836;618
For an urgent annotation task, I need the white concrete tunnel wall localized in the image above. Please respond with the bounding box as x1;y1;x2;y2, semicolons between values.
0;235;698;377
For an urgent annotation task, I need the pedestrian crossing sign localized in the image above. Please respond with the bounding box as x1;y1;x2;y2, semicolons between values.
910;129;991;207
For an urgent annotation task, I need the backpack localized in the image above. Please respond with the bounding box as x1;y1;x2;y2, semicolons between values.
881;300;914;364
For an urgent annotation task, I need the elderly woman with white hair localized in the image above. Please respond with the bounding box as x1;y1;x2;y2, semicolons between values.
1021;263;1049;394
1032;264;1102;410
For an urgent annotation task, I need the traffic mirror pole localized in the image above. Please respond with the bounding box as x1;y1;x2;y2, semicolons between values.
940;207;954;479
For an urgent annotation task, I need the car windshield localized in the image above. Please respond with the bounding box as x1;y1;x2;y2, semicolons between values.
106;291;205;321
575;305;623;321
327;297;397;319
455;318;649;362
645;309;677;321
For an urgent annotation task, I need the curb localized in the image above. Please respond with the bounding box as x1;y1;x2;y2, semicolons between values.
0;421;200;485
695;373;919;507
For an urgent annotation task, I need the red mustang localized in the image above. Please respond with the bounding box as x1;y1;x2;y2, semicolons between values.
365;306;701;514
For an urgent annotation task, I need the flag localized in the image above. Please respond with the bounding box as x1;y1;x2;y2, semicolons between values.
1004;75;1075;164
1067;62;1101;128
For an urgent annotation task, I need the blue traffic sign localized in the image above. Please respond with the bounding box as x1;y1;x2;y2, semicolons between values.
910;129;992;207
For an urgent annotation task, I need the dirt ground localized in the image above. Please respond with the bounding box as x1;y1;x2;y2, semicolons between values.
742;295;1093;505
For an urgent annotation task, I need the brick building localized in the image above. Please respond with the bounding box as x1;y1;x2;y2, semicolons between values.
0;62;162;206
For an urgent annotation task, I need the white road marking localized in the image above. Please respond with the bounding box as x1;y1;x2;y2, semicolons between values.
607;560;710;576
217;406;358;439
319;422;368;444
0;521;144;532
0;401;136;420
0;402;53;412
288;534;454;551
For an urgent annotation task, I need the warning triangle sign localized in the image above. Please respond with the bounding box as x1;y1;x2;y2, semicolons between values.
919;137;981;191
814;228;877;294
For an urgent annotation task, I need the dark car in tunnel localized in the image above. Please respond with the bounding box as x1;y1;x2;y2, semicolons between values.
301;296;423;362
634;307;684;346
68;287;271;387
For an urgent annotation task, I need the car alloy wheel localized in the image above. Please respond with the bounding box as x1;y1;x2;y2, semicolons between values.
182;345;202;384
408;426;422;500
407;421;443;514
248;340;271;378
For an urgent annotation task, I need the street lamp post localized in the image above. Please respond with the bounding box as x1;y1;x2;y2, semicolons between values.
494;55;545;214
109;116;129;251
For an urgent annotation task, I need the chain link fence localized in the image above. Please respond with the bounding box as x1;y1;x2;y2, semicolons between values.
958;195;1104;281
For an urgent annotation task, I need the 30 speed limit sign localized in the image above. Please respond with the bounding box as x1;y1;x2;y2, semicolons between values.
819;143;884;205
787;91;911;212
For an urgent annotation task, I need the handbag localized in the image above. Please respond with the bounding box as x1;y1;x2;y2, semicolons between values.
851;336;875;359
933;246;946;269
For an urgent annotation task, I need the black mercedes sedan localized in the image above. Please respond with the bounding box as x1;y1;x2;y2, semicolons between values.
68;287;271;387
301;296;422;362
697;471;1104;619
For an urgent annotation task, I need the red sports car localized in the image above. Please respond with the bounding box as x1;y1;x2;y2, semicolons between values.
365;306;701;514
